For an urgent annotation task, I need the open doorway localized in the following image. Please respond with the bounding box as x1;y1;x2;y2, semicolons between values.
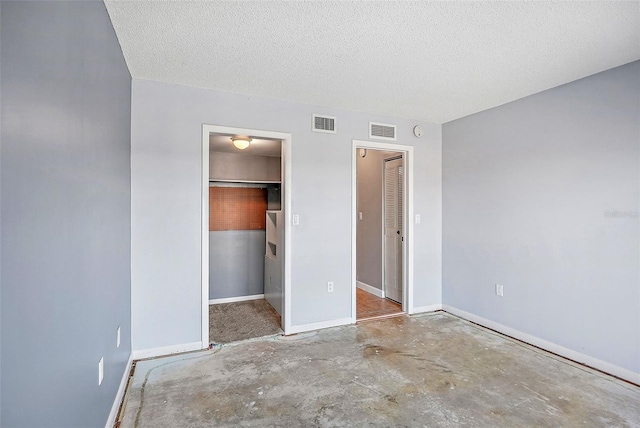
352;141;414;322
202;125;292;346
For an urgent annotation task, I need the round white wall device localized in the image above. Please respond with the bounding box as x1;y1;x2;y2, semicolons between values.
413;125;423;138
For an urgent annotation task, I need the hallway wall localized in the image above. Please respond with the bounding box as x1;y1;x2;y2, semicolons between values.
356;150;402;292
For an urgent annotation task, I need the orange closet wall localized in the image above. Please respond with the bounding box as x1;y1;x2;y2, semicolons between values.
209;187;267;231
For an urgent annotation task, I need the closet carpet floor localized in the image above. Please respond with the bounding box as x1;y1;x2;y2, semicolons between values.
209;299;282;344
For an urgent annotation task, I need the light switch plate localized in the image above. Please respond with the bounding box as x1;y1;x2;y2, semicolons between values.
98;357;104;385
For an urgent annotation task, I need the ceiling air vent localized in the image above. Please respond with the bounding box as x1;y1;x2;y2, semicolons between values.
312;114;337;134
369;122;397;141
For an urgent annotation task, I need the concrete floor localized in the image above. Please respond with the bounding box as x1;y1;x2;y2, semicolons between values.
118;312;640;427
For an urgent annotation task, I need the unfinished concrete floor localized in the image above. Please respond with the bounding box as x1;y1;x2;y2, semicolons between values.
118;312;640;427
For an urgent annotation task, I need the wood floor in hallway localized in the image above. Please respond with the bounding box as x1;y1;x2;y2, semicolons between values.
356;287;403;320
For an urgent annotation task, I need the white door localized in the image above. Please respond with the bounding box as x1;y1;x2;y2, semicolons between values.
384;157;403;304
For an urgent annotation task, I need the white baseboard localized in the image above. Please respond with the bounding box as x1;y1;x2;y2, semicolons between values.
131;341;204;361
209;294;264;305
411;304;442;314
442;305;640;386
356;281;384;298
104;353;133;428
286;317;353;335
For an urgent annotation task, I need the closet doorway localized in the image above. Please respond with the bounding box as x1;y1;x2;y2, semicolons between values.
201;126;292;346
352;140;414;322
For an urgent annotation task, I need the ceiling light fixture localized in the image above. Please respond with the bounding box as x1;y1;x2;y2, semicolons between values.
231;135;252;150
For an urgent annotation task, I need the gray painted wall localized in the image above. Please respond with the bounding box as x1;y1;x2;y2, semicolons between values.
356;150;402;290
1;2;132;426
442;61;640;375
131;78;442;350
210;151;281;182
209;150;276;300
210;231;266;299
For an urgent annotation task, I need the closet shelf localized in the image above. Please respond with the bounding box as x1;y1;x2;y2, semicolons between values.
209;179;281;184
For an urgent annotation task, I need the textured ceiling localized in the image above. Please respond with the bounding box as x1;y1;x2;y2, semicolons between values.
104;1;640;124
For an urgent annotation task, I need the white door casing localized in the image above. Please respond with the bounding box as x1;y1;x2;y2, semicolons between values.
202;125;292;347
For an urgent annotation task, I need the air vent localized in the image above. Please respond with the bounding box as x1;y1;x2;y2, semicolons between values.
369;122;397;141
312;114;337;134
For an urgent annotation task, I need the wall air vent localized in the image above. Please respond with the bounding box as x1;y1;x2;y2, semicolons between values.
369;122;397;141
312;114;337;134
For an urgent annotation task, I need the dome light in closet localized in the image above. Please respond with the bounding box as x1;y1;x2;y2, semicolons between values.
231;135;252;150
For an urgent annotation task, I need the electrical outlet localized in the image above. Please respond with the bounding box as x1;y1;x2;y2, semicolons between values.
292;214;300;226
327;281;334;293
415;214;421;224
359;212;363;221
116;326;121;348
98;357;104;386
496;284;504;297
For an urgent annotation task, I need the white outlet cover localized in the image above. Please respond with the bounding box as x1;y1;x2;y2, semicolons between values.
292;214;300;225
415;214;421;224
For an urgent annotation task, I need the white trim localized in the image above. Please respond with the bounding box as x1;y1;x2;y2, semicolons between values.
356;281;384;298
287;317;353;335
442;305;640;386
405;149;415;315
412;304;443;314
201;126;210;351
202;125;292;340
209;179;280;184
351;146;358;325
209;294;264;305
104;353;133;428
131;341;203;361
209;182;273;188
352;140;415;324
282;132;293;335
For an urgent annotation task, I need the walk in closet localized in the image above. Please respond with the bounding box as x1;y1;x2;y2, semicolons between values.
208;134;283;318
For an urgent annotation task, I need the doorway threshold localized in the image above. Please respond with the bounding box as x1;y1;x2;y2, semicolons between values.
356;312;407;323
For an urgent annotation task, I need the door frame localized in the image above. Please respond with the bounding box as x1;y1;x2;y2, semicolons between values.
351;140;414;323
201;125;293;347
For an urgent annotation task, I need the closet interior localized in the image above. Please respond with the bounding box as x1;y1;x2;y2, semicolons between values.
208;133;284;341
